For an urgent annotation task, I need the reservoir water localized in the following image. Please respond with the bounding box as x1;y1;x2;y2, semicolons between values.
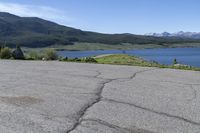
57;47;200;67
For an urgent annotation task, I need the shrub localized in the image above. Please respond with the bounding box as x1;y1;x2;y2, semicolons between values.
44;49;58;60
69;57;81;62
85;57;97;63
64;56;68;61
173;58;178;65
0;47;12;59
74;57;81;61
27;51;43;60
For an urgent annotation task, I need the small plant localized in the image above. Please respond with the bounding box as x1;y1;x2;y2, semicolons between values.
173;58;178;65
64;56;68;61
44;49;58;60
0;47;12;59
27;51;43;60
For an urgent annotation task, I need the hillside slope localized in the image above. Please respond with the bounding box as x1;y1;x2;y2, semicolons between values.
0;12;200;48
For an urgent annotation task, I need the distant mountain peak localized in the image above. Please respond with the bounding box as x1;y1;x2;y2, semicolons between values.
145;31;200;39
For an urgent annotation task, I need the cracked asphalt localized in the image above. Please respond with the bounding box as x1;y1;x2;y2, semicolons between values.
0;60;200;133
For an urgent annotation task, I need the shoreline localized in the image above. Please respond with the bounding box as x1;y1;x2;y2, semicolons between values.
55;45;200;52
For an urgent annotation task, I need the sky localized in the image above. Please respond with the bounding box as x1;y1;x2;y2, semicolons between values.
0;0;199;35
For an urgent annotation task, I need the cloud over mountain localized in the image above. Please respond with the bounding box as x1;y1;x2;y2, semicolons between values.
0;2;71;25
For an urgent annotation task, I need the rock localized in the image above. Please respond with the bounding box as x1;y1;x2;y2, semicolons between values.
42;57;47;61
12;46;24;60
174;63;191;67
174;64;182;67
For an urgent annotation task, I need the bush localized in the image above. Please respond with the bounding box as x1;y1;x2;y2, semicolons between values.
173;58;178;65
0;47;12;59
27;51;43;60
64;56;68;61
85;57;97;63
68;57;81;62
74;57;81;62
44;49;58;60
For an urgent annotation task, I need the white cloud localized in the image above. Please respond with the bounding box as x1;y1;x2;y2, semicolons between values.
0;2;71;25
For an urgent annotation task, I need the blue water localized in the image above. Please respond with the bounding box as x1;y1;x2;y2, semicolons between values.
57;48;200;67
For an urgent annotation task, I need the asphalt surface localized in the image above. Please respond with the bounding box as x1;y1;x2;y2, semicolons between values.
0;60;199;133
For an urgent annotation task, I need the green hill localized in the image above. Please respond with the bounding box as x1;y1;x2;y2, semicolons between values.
0;12;200;48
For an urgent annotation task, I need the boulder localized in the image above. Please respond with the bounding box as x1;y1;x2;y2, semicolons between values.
12;46;24;60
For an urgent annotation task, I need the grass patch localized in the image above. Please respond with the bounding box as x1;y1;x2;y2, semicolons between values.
95;54;200;71
95;54;161;67
60;54;199;71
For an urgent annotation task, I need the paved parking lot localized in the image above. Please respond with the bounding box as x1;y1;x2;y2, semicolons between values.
0;60;199;133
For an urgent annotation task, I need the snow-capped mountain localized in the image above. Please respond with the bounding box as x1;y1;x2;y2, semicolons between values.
145;31;200;39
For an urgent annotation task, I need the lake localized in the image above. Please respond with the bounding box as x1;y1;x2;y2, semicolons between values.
57;47;200;67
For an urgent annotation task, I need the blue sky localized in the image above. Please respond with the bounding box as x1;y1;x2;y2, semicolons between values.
0;0;199;34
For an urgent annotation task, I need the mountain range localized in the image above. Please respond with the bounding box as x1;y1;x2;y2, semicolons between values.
145;31;200;39
0;12;199;48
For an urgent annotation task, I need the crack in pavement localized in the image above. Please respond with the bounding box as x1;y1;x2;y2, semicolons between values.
82;118;128;133
102;98;200;126
122;69;157;82
66;78;112;133
81;118;155;133
66;68;155;133
95;68;156;82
